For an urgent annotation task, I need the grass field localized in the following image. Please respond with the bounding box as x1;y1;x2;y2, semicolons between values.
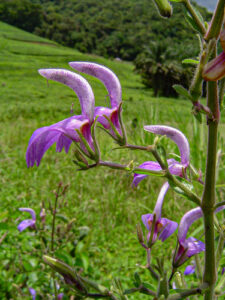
0;21;224;299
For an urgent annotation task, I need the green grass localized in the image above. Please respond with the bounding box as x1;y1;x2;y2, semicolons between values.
0;21;224;299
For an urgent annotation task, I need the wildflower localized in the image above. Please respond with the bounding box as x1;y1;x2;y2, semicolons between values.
26;69;95;167
203;29;225;81
133;125;190;187
17;208;36;232
173;205;225;268
142;182;178;246
184;263;195;275
29;288;36;300
69;62;125;143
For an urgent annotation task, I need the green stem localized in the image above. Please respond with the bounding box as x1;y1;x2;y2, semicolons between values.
201;67;220;299
183;0;206;35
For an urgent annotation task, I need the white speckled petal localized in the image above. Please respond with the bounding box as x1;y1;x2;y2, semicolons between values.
69;62;122;108
144;125;190;166
38;69;95;121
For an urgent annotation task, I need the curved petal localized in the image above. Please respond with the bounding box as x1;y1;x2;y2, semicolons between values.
185;237;205;257
69;62;122;108
178;208;203;243
144;125;190;166
18;219;36;232
94;106;121;133
153;182;170;219
19;208;36;220
132;161;162;187
158;218;178;242
38;69;95;121
184;264;195;275
26;116;92;167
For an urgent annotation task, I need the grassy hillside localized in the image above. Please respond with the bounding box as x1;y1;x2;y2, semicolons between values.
0;21;224;299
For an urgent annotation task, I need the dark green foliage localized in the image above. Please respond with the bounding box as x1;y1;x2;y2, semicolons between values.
0;0;211;61
0;0;43;32
134;41;194;97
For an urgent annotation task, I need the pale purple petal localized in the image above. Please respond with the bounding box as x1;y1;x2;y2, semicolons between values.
18;219;36;232
29;288;36;300
132;161;162;187
153;182;170;219
26;116;92;167
222;267;225;275
158;218;178;242
184;264;195;275
38;69;95;121
144;125;190;166
94;106;121;133
142;214;153;231
185;237;205;257
57;293;64;300
19;208;36;220
178;208;203;243
69;62;122;108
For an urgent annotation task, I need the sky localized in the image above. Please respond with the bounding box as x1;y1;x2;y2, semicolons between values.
195;0;217;11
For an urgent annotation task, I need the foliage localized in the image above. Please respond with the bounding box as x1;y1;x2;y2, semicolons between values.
0;0;211;61
134;41;194;97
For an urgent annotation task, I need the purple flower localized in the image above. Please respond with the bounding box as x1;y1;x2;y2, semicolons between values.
142;182;178;246
69;62;124;140
26;69;95;167
133;125;190;187
174;205;225;267
184;263;195;275
29;288;36;300
17;208;36;232
57;293;64;299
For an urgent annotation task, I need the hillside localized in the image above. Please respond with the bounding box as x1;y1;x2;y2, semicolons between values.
0;0;211;61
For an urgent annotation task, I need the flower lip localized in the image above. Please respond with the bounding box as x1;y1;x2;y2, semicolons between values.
19;207;36;220
144;125;190;166
69;62;122;108
38;69;95;122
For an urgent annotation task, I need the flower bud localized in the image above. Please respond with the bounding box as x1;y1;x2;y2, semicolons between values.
203;52;225;81
153;0;173;18
136;223;144;244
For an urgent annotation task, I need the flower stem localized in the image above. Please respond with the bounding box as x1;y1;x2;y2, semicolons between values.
201;60;220;299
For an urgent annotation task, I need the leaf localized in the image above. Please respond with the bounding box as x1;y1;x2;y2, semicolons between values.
168;176;194;200
193;111;202;123
182;58;199;65
172;85;192;101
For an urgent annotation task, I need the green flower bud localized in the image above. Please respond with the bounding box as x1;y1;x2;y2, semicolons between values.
153;0;173;18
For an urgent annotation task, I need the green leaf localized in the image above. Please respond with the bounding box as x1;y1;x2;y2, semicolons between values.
168;176;194;200
193;111;202;123
182;58;199;65
172;85;192;101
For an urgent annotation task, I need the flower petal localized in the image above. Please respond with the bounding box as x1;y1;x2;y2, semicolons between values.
184;264;195;275
141;214;153;231
17;219;36;232
26;116;92;167
185;237;205;257
144;125;190;166
158;218;178;242
69;62;122;108
132;161;162;187
19;208;36;220
38;69;95;121
153;182;170;219
29;288;36;300
178;207;203;243
203;52;225;81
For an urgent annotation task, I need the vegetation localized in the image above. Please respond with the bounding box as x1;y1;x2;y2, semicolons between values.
0;21;224;299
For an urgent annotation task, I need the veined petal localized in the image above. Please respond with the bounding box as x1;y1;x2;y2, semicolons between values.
142;213;153;231
26;116;92;167
38;69;95;121
144;125;190;166
94;106;121;134
203;52;225;81
184;264;195;275
184;237;205;257
69;62;122;108
18;219;36;232
153;182;170;219
19;208;36;220
158;218;178;242
178;207;202;243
